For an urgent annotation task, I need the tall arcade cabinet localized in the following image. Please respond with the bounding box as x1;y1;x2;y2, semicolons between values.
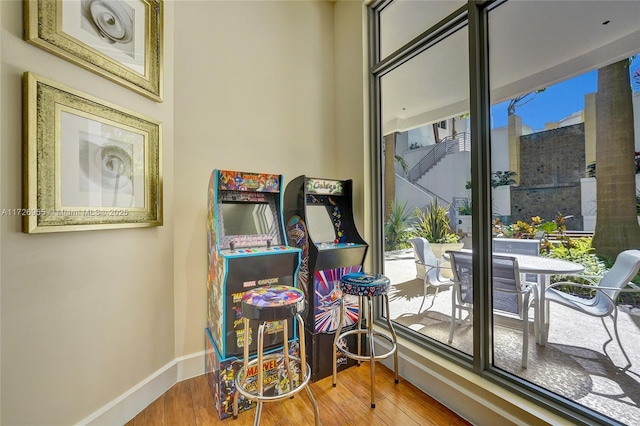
205;169;302;419
284;176;368;381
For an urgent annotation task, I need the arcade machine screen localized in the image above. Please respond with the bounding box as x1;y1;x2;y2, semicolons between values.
220;202;276;241
305;205;336;244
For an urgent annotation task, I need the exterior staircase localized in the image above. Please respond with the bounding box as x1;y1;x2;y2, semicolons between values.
407;132;471;184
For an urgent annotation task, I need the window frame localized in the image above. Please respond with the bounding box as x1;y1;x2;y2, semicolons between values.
367;1;617;424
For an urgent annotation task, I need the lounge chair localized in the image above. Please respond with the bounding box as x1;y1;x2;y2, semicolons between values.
545;249;640;369
409;237;454;312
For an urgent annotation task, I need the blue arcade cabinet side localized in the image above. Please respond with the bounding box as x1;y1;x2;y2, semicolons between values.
283;176;369;381
205;169;302;419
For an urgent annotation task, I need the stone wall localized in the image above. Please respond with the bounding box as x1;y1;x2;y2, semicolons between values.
510;123;585;229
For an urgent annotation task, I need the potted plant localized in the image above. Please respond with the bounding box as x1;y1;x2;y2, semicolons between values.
491;170;517;187
411;199;463;278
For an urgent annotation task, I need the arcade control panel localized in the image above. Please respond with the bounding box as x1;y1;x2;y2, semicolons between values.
220;245;298;256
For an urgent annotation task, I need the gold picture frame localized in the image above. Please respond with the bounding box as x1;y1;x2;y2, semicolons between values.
24;0;163;102
23;72;163;233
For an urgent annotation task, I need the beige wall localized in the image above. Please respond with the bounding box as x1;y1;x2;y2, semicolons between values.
174;0;339;358
0;0;176;424
334;0;370;262
1;0;366;424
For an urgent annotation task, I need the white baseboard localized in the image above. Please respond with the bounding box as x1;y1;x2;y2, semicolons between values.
176;350;206;381
76;351;206;426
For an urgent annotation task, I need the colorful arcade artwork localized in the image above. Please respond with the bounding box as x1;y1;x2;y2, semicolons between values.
314;266;361;332
218;170;280;192
205;169;302;419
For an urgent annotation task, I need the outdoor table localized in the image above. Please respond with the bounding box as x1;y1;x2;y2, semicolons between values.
445;250;584;346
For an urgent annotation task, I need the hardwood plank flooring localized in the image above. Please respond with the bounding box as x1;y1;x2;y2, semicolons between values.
126;363;471;426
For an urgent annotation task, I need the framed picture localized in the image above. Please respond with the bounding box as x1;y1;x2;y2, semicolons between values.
24;0;163;102
23;72;163;233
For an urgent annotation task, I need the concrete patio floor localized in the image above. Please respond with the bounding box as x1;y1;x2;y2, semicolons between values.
384;249;640;425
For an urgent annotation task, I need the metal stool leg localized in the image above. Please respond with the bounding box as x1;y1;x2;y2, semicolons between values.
332;296;346;387
357;295;364;365
367;295;376;408
384;294;399;384
296;314;320;425
233;317;251;420
282;320;295;397
254;322;266;426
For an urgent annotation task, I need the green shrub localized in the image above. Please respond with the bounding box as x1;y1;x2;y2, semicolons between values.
412;200;459;244
491;170;517;187
384;199;414;251
458;199;472;215
545;237;607;285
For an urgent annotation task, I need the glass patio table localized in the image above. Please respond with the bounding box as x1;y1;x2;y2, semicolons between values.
446;250;584;346
502;253;584;345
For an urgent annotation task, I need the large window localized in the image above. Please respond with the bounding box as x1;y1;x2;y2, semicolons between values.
381;26;471;355
373;1;640;424
379;0;465;60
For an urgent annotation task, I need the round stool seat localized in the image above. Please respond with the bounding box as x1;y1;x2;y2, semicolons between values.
333;272;398;409
241;285;305;321
340;272;390;297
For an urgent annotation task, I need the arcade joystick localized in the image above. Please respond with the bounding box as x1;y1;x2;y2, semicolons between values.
229;241;236;252
334;239;339;244
267;239;272;250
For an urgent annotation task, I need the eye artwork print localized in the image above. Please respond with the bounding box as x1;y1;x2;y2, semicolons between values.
81;0;136;60
77;130;139;208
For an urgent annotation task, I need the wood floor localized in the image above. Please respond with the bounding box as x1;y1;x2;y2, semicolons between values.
125;362;471;426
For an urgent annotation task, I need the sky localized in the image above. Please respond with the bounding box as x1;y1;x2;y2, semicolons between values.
491;56;640;131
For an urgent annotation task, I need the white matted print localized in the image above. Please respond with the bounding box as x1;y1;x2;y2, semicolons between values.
59;110;146;208
61;0;146;75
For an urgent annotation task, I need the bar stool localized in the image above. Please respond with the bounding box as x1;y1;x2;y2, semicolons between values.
233;285;320;426
332;272;398;408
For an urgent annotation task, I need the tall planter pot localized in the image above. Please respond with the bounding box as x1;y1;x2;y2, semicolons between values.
492;185;511;217
456;215;472;234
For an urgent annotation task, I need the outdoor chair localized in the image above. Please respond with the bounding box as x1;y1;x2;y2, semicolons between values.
492;238;541;283
448;250;538;368
409;237;454;312
545;249;640;370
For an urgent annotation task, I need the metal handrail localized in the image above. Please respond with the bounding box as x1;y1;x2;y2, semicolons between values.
407;132;471;183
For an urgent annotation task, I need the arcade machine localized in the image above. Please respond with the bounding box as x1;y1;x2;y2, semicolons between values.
283;176;368;381
205;169;302;419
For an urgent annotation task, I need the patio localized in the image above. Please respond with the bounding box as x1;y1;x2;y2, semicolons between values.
384;249;640;425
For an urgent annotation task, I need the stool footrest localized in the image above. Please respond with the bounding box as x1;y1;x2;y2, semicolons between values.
335;329;397;362
235;354;312;403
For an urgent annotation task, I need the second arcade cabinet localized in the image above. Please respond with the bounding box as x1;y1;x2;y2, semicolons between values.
284;176;368;381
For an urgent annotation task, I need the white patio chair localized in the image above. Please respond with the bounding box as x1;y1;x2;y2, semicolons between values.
409;237;454;313
448;250;538;368
492;237;541;283
545;249;640;370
